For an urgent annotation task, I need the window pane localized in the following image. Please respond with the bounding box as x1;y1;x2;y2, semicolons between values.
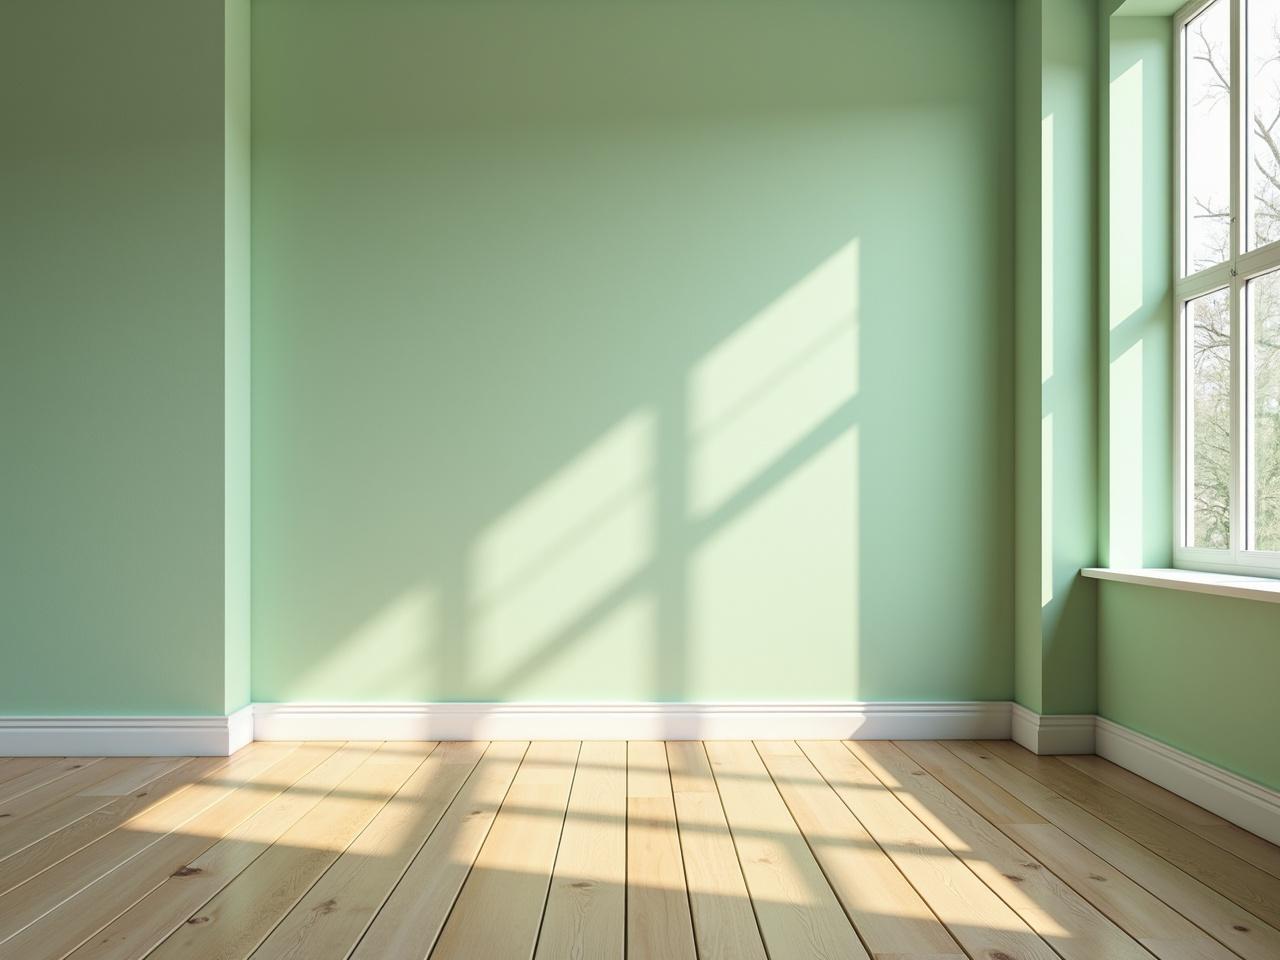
1252;271;1280;549
1186;0;1232;273
1249;0;1280;249
1190;288;1232;548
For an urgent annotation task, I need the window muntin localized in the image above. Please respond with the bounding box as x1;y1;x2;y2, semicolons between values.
1176;0;1280;574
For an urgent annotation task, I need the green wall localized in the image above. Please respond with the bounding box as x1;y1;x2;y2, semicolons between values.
224;0;253;713
1;0;250;716
12;0;1276;783
1101;10;1173;569
1096;5;1280;790
1014;0;1100;716
1098;583;1280;789
250;0;1015;703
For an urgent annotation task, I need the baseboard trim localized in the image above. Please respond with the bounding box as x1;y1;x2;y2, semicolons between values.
8;701;1275;845
252;700;1013;742
227;704;255;754
0;705;254;757
1095;717;1280;847
1010;704;1096;755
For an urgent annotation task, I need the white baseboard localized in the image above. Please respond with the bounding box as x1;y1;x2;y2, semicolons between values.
1095;717;1280;847
251;701;1013;742
6;701;1275;846
0;705;254;757
227;704;255;753
1010;704;1097;755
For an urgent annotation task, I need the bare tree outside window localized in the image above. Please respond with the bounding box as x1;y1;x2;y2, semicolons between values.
1180;0;1280;562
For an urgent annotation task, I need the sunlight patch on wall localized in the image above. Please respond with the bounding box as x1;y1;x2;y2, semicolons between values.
1110;60;1144;328
688;427;858;699
688;240;860;516
467;411;656;694
1109;341;1145;565
1043;114;1055;384
294;587;437;699
1042;413;1054;608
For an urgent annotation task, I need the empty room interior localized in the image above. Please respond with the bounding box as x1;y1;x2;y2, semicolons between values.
5;0;1280;957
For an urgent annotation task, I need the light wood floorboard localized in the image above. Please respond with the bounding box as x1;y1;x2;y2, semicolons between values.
1059;754;1280;880
983;740;1280;930
898;739;1236;960
667;741;767;960
626;740;697;960
0;739;1274;960
0;758;103;806
535;740;626;960
948;740;1280;960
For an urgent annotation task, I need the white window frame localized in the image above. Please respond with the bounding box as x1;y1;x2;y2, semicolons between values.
1175;0;1280;576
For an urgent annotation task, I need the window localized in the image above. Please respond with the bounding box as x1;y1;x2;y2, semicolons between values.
1176;0;1280;573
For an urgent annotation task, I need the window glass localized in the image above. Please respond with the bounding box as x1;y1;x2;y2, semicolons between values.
1249;0;1280;249
1186;0;1232;273
1189;288;1232;549
1251;270;1280;549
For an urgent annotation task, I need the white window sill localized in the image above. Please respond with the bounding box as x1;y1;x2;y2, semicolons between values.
1081;567;1280;604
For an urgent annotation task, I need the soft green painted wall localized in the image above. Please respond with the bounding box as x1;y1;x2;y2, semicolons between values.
1096;9;1280;791
1099;583;1280;789
224;0;253;713
1015;0;1046;713
251;0;1015;703
1101;15;1172;569
1014;0;1100;716
1;0;249;716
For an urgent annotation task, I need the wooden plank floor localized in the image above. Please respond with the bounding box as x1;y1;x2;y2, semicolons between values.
0;741;1276;959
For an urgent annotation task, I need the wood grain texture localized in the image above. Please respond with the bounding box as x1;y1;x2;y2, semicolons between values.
66;743;418;960
0;758;102;806
1059;752;1280;879
145;742;426;960
983;740;1280;931
0;740;1275;960
899;739;1236;960
949;740;1280;960
349;740;528;960
627;741;697;960
251;741;484;960
535;740;626;960
801;740;1060;960
431;741;580;960
0;742;333;960
706;741;868;960
0;757;190;864
0;758;64;788
855;740;1148;960
757;740;963;960
0;753;246;897
666;741;766;960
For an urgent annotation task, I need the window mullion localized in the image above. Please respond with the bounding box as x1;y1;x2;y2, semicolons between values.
1231;0;1245;555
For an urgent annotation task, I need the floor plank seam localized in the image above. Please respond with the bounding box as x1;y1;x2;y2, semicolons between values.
750;740;872;960
243;743;440;960
528;741;583;960
996;742;1280;905
0;742;322;958
939;739;1280;960
117;742;359;960
805;741;984;960
665;742;702;960
416;741;531;960
703;740;769;960
981;740;1280;940
4;742;1279;960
